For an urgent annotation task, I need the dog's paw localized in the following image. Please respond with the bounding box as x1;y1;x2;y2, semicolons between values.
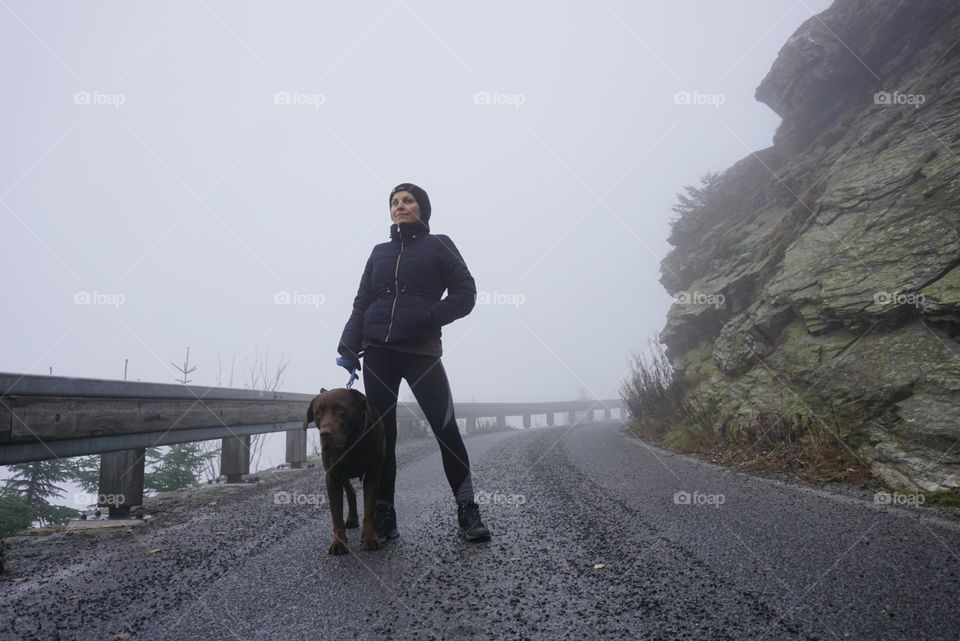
361;532;384;551
361;537;384;551
345;517;359;529
328;538;350;555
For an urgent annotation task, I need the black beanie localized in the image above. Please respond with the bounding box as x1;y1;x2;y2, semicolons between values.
389;183;431;222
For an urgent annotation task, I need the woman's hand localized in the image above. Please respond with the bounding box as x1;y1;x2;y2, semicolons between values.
336;355;361;373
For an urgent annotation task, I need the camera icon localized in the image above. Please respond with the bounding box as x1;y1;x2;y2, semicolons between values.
274;291;291;305
873;492;891;505
274;91;292;105
873;91;892;105
673;490;691;505
873;291;891;305
73;290;91;304
73;90;91;105
473;91;492;105
673;91;692;105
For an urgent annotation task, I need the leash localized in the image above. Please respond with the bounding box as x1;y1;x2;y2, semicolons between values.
336;356;360;389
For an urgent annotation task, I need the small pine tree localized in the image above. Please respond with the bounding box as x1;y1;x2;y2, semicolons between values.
0;483;36;536
144;444;216;494
671;170;723;218
668;170;727;244
64;455;101;495
4;460;80;527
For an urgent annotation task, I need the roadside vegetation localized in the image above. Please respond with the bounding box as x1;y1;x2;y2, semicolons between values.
619;338;960;509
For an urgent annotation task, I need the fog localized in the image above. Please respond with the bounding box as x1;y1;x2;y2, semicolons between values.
2;1;831;479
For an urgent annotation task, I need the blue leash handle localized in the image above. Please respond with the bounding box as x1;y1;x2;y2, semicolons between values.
336;356;360;389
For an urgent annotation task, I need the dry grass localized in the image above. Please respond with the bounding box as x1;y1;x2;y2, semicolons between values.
621;340;876;487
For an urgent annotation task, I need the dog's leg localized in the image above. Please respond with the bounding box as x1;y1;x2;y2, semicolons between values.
344;480;359;529
360;471;384;551
325;472;349;555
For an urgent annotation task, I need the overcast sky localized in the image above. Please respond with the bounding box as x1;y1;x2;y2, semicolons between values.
1;0;833;412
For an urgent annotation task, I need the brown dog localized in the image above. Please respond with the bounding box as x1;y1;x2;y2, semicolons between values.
303;387;385;554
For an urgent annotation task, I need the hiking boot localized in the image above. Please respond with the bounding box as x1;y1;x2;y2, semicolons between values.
457;500;491;542
373;500;399;540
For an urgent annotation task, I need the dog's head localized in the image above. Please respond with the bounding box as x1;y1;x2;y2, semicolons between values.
303;387;369;450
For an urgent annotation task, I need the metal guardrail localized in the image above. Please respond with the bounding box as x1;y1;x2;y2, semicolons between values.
0;372;311;401
0;372;625;466
0;371;625;516
0;373;312;465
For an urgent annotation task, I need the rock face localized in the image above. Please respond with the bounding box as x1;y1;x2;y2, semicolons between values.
660;0;960;491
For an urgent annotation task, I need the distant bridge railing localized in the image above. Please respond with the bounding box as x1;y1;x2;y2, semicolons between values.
0;372;624;516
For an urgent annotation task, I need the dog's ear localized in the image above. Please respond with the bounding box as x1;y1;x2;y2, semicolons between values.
348;388;371;428
348;388;367;412
365;395;382;428
303;393;322;430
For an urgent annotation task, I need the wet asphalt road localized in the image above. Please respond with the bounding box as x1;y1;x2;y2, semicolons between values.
3;419;960;640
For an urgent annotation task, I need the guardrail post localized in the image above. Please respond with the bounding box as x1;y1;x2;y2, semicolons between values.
497;416;505;429
221;434;250;483
568;410;575;424
546;412;554;426
466;416;477;433
604;408;611;420
522;414;531;429
99;448;145;518
286;429;307;468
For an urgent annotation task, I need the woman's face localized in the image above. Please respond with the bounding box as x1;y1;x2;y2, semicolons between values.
390;191;421;224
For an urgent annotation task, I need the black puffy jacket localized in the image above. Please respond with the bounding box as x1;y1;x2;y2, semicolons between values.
337;220;476;360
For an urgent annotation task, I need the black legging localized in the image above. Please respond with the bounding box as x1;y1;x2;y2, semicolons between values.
362;345;475;505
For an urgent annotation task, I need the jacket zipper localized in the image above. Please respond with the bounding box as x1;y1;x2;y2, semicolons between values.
384;234;404;343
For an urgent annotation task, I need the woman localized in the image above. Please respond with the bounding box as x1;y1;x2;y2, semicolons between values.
336;182;491;543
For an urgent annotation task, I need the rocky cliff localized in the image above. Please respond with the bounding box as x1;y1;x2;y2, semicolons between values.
660;0;960;491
